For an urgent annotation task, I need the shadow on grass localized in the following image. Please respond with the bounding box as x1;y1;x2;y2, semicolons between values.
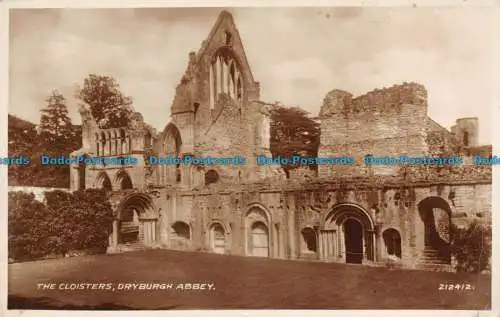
8;295;181;310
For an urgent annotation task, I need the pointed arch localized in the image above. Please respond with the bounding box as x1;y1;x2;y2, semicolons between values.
95;171;112;191
210;47;245;104
159;123;182;184
114;169;133;190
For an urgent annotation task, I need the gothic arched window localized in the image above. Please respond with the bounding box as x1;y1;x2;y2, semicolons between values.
209;48;244;110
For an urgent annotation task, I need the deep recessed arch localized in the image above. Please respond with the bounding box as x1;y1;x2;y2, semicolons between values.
209;222;226;254
417;196;452;263
321;204;375;263
95;171;112;191
383;228;402;258
114;169;133;190
117;193;157;245
245;204;271;257
171;221;191;240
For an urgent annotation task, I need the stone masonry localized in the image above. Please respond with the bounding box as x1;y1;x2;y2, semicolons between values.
69;11;491;271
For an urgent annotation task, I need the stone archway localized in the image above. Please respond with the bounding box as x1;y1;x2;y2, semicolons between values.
209;223;226;254
116;194;157;246
383;228;402;259
250;221;269;257
344;219;364;264
321;204;375;264
114;169;133;190
170;221;191;250
95;171;112;191
417;197;452;263
245;205;271;258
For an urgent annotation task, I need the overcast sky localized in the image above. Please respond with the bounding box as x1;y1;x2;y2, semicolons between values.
9;7;494;145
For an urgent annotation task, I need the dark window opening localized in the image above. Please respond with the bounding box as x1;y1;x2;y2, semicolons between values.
205;169;219;185
463;131;469;147
225;31;232;45
176;164;181;183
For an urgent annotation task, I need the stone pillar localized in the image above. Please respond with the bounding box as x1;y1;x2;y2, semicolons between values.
375;228;384;262
317;229;323;260
107;219;119;253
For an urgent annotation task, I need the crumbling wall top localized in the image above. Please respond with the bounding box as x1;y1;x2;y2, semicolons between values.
319;82;428;117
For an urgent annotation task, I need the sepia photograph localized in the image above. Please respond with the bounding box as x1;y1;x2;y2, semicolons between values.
5;4;494;311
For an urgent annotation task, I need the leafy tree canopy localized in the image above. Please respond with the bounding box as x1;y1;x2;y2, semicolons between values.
269;103;321;176
76;74;133;129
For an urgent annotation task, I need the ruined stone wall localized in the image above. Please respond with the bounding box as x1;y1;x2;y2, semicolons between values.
156;186;290;257
318;83;429;178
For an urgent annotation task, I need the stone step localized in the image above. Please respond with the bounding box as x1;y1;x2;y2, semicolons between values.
416;263;453;272
120;242;148;252
419;259;450;265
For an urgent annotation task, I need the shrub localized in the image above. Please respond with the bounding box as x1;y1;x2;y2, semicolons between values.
8;189;113;261
8;192;52;261
44;189;113;254
450;220;491;273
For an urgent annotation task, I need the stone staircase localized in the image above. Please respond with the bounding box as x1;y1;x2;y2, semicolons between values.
116;242;149;253
416;246;452;272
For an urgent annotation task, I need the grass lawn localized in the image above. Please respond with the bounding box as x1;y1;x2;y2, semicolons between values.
8;249;491;310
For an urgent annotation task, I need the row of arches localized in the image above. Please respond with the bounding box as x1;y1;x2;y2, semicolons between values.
298;196;452;264
111;193;453;265
95;129;153;157
301;226;402;261
95;170;133;191
95;129;130;157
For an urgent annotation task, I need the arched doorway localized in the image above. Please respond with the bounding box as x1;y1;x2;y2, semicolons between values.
117;194;157;246
120;206;140;243
383;228;402;258
250;222;269;257
321;204;375;264
418;197;452;263
209;223;226;254
344;219;363;264
245;206;271;258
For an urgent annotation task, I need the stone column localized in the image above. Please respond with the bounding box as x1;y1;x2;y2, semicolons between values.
375;228;384;262
317;229;323;260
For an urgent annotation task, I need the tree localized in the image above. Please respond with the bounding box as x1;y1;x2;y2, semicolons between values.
8;115;37;186
269;104;321;176
76;74;133;129
38;90;76;154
